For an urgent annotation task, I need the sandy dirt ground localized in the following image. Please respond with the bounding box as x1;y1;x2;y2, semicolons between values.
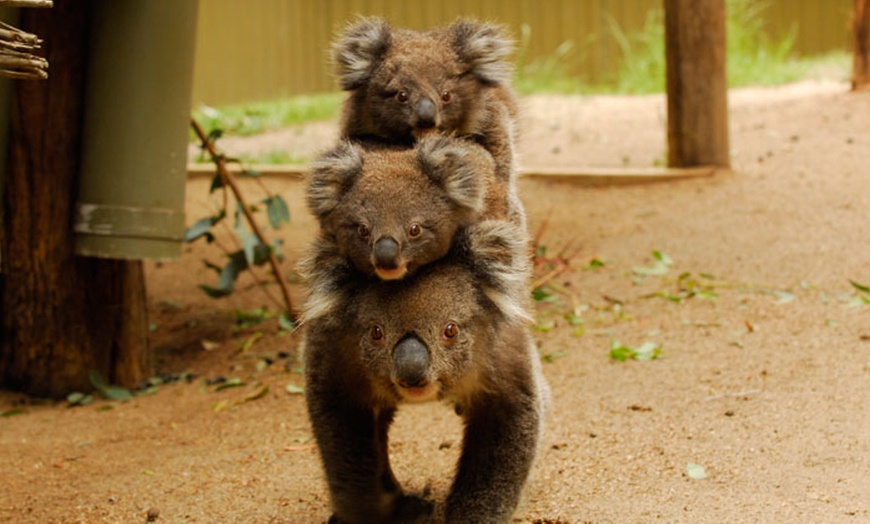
1;79;868;523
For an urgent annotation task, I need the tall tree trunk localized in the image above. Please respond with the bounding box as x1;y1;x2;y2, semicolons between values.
664;0;730;168
853;0;870;90
0;1;150;399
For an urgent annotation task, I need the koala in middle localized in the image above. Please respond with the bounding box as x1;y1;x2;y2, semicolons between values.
304;219;549;523
302;133;516;322
332;16;526;228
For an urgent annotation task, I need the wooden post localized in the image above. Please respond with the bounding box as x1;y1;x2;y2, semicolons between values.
664;0;730;168
853;0;870;90
0;2;150;398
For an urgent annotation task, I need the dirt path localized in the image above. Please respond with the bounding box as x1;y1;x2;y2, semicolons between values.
1;80;868;523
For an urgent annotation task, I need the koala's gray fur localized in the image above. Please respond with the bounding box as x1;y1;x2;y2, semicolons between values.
332;17;526;228
303;219;549;523
301;134;516;323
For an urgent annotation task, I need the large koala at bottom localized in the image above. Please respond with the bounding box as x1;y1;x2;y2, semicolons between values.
303;220;549;523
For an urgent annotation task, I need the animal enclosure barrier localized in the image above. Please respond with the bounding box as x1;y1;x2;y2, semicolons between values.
192;0;853;106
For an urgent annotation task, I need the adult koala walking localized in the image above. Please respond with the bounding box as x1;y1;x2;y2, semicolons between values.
302;220;549;523
301;16;544;523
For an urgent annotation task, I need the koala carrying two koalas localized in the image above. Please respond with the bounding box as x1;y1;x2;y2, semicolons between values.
300;16;546;523
303;219;550;523
301;133;521;323
332;16;526;229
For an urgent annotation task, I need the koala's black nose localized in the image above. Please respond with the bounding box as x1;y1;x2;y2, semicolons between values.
414;97;437;129
393;336;430;388
374;237;400;268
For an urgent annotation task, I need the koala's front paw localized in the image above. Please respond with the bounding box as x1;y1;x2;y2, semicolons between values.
326;494;433;524
392;493;434;523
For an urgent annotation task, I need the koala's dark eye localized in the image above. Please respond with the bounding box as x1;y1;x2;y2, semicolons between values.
408;223;422;238
396;90;409;103
441;90;452;103
358;224;370;240
443;323;459;340
370;325;385;344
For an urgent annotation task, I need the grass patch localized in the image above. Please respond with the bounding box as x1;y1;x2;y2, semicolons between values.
193;92;343;136
603;7;666;94
515;24;592;94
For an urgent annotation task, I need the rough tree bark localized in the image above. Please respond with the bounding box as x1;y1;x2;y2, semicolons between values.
664;0;730;168
853;0;870;90
0;1;150;398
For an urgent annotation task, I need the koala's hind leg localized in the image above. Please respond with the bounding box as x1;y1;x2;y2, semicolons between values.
445;391;542;523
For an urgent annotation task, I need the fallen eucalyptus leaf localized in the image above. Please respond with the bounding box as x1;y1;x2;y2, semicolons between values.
687;463;708;480
215;378;245;391
239;331;264;352
244;385;270;402
201;339;220;351
850;280;870;293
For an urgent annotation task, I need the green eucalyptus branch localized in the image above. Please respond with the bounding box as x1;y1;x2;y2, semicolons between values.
189;117;297;325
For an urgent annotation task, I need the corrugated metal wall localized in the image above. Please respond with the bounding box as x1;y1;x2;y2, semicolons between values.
192;0;852;107
763;0;853;54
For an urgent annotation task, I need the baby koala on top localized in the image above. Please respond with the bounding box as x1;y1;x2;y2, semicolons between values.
332;16;525;227
303;133;521;323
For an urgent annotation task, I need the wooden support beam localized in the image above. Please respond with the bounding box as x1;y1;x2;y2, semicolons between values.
853;0;870;90
0;3;150;398
188;163;720;185
519;165;719;184
664;0;730;168
0;1;53;7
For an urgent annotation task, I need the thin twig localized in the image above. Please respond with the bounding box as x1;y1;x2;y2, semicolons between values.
556;239;582;261
0;26;41;49
531;212;552;253
531;263;569;291
0;21;47;80
190;117;297;323
530;212;582;290
211;231;286;312
0;50;47;79
0;0;53;7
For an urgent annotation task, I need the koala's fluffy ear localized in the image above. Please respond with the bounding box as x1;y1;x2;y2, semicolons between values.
417;134;487;213
307;141;363;219
332;17;392;90
448;19;514;85
460;220;532;322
